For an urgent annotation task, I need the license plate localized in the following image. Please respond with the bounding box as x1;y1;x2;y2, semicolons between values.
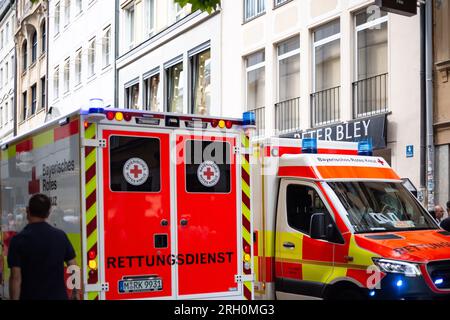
118;276;163;294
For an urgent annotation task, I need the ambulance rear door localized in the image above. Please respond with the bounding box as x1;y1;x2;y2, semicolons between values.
175;132;241;299
100;126;174;300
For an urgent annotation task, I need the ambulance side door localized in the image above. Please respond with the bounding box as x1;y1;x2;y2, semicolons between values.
275;179;338;299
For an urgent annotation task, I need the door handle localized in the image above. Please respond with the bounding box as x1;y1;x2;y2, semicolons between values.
180;219;188;227
283;242;295;249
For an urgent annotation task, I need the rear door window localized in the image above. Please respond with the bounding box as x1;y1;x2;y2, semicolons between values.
185;140;231;193
109;136;161;192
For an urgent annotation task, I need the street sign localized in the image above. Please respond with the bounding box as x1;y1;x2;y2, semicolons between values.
406;145;414;158
375;0;417;17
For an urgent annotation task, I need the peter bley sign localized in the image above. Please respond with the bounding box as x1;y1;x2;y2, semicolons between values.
375;0;417;17
280;114;387;149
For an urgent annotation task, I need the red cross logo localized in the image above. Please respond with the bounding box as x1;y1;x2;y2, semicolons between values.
28;167;40;195
377;159;385;166
203;167;215;181
130;165;143;179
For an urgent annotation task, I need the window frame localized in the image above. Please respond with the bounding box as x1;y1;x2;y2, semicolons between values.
143;68;160;111
54;2;61;35
88;37;96;77
75;48;82;85
53;66;60;100
63;58;70;93
189;44;211;115
243;0;266;23
165;56;184;113
102;26;111;68
31;83;37;115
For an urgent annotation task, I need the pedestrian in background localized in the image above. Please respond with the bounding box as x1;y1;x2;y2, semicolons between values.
434;205;446;224
7;194;79;300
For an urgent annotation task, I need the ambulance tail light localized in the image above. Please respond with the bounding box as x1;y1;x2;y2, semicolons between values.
88;249;97;260
124;113;133;122
358;139;373;156
115;112;124;121
211;119;219;128
244;244;251;254
302;138;318;154
106;111;115;121
225;120;233;129
88;270;98;284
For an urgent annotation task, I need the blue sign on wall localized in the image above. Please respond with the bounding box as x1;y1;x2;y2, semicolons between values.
406;145;414;158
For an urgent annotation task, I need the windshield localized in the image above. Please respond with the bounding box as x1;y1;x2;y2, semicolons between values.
328;181;438;234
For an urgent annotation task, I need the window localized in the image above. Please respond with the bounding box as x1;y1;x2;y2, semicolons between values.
125;82;139;109
102;27;111;68
41;21;46;53
244;0;265;22
31;84;37;115
0;68;3;89
190;48;211;115
5;62;8;84
144;72;160;111
245;50;265;111
109;136;161;192
9;97;13;122
5;23;9;42
75;49;82;85
31;30;37;63
75;0;82;14
0;30;3;49
22;40;27;71
64;0;70;26
185;140;231;193
145;0;155;36
55;2;61;35
22;91;27;121
274;0;291;7
277;36;300;102
172;1;184;21
54;67;59;99
41;76;46;109
286;185;329;234
4;102;8;124
312;19;341;126
166;61;184;113
10;55;14;79
313;19;341;92
64;58;70;93
125;3;135;49
354;8;388;117
88;38;95;77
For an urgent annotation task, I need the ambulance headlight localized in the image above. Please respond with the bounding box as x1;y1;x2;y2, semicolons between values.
373;258;421;277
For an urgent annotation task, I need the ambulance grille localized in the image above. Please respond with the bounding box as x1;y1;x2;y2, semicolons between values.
427;260;450;290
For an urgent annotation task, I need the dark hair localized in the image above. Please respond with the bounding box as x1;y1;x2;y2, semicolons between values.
447;201;450;211
28;194;51;218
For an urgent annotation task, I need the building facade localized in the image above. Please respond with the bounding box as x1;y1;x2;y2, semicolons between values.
116;1;221;116
47;0;115;116
218;0;422;190
14;0;47;135
434;0;450;207
0;0;15;142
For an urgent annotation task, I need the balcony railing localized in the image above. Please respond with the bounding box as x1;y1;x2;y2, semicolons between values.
353;73;388;118
248;106;265;137
275;97;300;133
311;86;340;127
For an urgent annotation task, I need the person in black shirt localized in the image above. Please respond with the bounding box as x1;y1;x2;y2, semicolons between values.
7;194;79;300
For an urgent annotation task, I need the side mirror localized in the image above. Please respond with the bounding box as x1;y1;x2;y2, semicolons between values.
310;213;327;240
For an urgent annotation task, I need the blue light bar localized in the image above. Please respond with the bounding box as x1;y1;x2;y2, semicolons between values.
88;107;105;114
302;138;318;154
434;278;444;286
242;112;256;126
369;290;376;297
358;139;373;156
396;280;404;287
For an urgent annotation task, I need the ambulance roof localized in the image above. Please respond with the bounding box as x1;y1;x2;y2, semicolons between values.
278;154;401;182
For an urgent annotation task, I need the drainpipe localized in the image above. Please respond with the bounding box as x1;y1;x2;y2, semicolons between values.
420;3;426;194
425;0;435;211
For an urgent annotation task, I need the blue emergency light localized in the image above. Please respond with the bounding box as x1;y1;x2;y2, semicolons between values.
358;139;373;156
434;278;444;286
302;138;318;154
88;107;105;114
242;112;256;126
